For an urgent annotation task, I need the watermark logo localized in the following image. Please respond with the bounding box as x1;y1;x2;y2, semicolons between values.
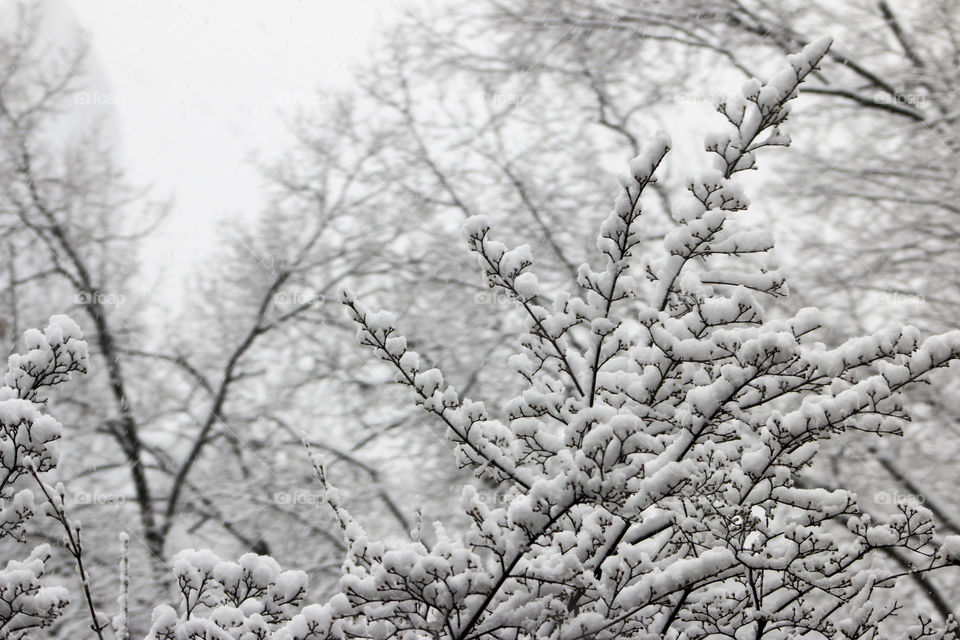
874;93;926;107
473;291;513;306
451;485;511;506
272;291;325;306
76;290;126;306
877;291;925;306
73;492;125;506
74;91;126;106
273;491;323;505
872;490;925;505
484;91;527;107
674;92;724;105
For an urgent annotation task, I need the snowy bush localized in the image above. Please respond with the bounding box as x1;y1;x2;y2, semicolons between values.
0;315;88;637
144;549;309;640
157;38;960;639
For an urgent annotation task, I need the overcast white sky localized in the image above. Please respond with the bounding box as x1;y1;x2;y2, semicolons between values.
57;0;402;296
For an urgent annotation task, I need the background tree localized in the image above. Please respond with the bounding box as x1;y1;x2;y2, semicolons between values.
0;6;467;635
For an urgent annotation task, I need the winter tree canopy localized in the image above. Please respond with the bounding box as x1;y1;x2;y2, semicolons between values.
4;34;959;640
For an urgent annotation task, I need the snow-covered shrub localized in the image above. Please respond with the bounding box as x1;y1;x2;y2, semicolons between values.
0;315;88;636
162;38;960;639
144;549;309;640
